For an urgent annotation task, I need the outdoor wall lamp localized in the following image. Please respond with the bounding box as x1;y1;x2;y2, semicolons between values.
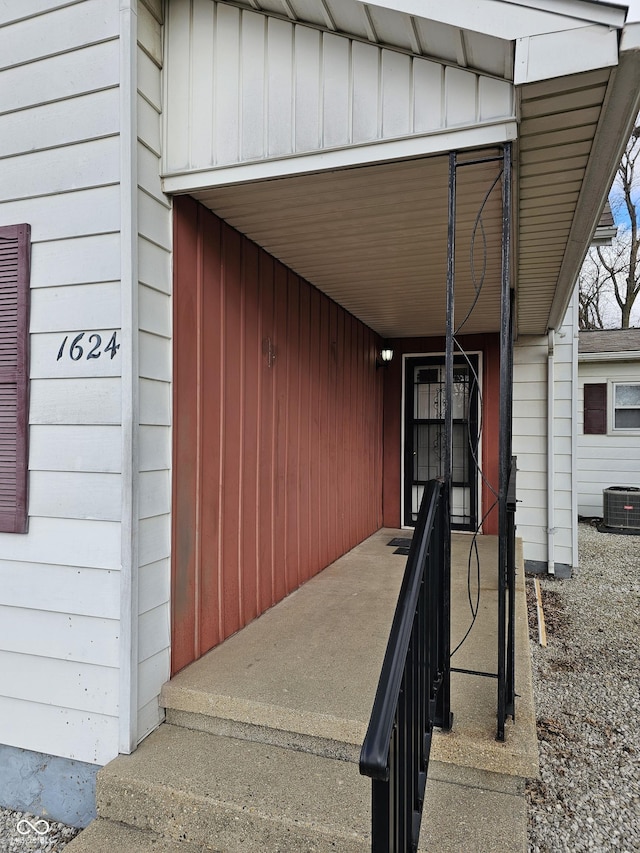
377;348;394;368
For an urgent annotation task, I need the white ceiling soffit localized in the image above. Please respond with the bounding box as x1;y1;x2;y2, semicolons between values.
192;154;506;339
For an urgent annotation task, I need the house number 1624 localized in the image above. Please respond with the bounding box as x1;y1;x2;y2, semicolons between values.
56;331;120;361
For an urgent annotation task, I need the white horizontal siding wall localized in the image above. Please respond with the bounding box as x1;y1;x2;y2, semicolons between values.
513;313;577;573
578;358;640;516
0;0;122;765
163;0;514;177
552;300;577;570
136;0;172;744
513;337;548;567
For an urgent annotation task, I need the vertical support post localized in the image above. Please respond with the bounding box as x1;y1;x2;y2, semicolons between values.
118;0;140;755
437;151;456;730
497;143;513;741
506;455;517;719
371;778;391;853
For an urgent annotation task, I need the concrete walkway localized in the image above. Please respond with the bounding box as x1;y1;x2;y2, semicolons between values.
158;528;538;851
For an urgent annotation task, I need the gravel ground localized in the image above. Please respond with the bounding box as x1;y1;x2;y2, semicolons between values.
526;521;640;852
0;811;79;853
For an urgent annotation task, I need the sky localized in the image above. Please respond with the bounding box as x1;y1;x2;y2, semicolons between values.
606;0;640;227
589;2;640;326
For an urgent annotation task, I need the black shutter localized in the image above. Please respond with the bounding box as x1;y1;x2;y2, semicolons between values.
0;224;30;533
583;383;606;435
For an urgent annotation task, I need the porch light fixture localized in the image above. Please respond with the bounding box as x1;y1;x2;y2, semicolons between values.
377;347;394;368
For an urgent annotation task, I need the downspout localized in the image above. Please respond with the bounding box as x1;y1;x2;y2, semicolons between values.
119;0;139;754
547;329;555;576
571;296;579;572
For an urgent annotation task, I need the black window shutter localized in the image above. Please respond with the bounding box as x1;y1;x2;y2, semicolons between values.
583;383;606;435
0;224;30;533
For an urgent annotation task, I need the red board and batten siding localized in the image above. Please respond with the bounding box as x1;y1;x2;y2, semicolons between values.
172;196;384;674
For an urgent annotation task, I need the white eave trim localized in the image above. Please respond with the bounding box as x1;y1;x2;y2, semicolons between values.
579;350;640;362
591;225;618;246
359;0;626;40
162;120;517;193
621;20;640;50
514;25;619;84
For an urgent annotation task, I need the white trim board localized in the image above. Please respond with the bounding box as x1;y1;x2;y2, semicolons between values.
163;126;518;194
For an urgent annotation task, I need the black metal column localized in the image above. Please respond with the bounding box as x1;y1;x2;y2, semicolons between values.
497;142;514;741
435;151;457;731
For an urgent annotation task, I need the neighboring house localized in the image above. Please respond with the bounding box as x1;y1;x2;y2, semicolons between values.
578;328;640;516
1;0;640;827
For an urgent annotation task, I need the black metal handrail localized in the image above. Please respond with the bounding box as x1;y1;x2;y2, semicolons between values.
359;480;451;853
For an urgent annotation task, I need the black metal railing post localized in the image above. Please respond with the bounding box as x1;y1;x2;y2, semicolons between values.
434;475;451;729
505;458;517;719
360;481;449;853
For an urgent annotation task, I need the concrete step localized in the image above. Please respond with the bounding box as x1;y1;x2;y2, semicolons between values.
161;688;362;764
418;762;527;853
65;529;533;852
160;529;538;781
64;723;527;853
89;723;370;852
64;818;215;853
158;534;407;768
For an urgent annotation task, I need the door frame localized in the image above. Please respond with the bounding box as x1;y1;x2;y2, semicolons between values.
400;350;483;531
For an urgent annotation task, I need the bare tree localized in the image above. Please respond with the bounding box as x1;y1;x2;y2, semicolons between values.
578;125;640;329
578;249;609;329
610;126;640;328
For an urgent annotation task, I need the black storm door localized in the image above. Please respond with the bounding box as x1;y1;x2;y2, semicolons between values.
404;355;479;530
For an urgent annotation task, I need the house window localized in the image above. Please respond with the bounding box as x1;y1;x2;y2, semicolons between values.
0;224;30;533
613;383;640;430
583;383;606;435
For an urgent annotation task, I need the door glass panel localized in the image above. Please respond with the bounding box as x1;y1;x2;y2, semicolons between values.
414;423;443;481
412;484;425;518
452;424;469;482
452;368;470;419
451;486;470;526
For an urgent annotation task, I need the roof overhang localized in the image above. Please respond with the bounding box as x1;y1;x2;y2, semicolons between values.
591;227;619;246
163;0;640;339
359;0;625;83
579;350;640;361
362;0;627;37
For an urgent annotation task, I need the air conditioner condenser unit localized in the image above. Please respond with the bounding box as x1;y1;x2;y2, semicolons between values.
602;486;640;533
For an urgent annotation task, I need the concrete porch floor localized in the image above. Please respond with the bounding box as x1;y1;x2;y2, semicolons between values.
160;528;539;852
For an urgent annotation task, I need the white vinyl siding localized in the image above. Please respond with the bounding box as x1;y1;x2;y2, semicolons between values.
0;0;171;767
513;337;548;566
136;0;172;744
551;306;577;570
513;298;578;573
578;360;640;517
163;0;514;179
0;0;122;766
